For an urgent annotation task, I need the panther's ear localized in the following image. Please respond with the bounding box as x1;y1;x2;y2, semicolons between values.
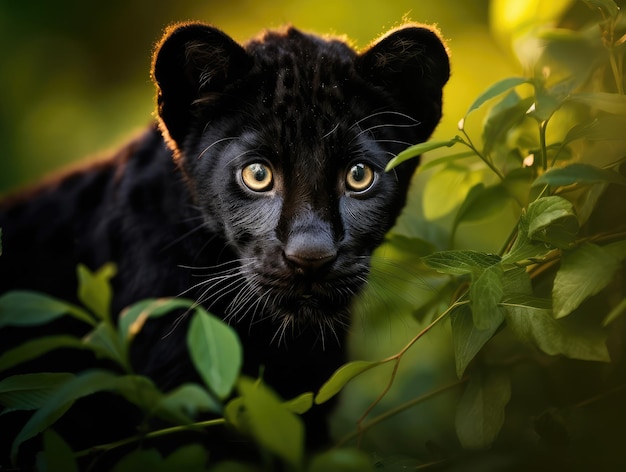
357;24;450;140
151;23;252;149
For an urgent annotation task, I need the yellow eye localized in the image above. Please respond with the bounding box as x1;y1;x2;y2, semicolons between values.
241;163;273;192
346;163;375;192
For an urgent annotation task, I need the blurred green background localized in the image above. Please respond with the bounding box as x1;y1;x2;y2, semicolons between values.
0;0;520;194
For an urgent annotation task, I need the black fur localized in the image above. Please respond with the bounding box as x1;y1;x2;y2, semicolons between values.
0;22;449;465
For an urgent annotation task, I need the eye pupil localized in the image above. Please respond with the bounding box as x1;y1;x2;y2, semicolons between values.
242;163;273;192
346;163;374;192
352;164;365;182
250;164;267;182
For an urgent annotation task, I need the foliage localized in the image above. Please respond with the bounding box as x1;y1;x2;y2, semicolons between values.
2;0;626;470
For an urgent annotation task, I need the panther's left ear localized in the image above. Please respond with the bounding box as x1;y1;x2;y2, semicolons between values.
151;22;253;150
357;24;450;139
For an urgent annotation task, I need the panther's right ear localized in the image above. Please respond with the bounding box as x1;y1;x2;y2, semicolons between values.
151;23;252;150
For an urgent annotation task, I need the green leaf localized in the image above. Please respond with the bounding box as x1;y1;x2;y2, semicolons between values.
568;92;626;115
603;296;626;326
422;165;484;220
526;196;579;248
208;461;259;472
238;377;304;467
502;210;555;264
455;370;511;450
385;138;460;171
500;294;552;310
11;370;161;461
162;444;209;471
36;430;78;472
0;373;74;413
423;250;501;276
187;308;242;399
156;383;222;423
83;322;128;369
0;291;94;329
452;184;514;238
465;77;528;118
470;264;505;331
417;151;476;173
583;0;620;18
563;115;626;144
533;163;626;187
308;448;375;472
110;449;164;472
0;335;85;373
451;305;502;378
77;263;116;321
284;392;314;415
119;298;194;345
505;305;610;361
482;92;533;157
315;360;381;405
553;243;621;318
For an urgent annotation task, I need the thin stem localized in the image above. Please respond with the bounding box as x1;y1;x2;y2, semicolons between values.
609;50;624;95
538;120;549;172
74;418;226;458
353;300;469;444
459;131;505;181
335;378;467;448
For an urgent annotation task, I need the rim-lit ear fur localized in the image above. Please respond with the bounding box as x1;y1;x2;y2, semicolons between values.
151;23;252;152
357;24;450;140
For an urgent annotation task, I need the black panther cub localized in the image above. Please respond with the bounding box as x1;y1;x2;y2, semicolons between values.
0;22;449;462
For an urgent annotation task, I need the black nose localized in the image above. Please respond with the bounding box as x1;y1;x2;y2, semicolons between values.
284;249;337;272
283;230;337;273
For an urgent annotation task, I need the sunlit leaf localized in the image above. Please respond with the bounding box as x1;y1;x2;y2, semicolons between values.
451;305;502;378
36;430;78;472
0;373;74;413
423;251;501;276
417;151;476;173
77;263;116;321
385;138;460;171
0;291;94;328
455;370;511;450
465;77;528;118
0;336;85;373
315;360;381;405
553;243;620;318
187;308;242;399
238;377;304;467
422;165;484;220
534;163;626;187
506;305;610;361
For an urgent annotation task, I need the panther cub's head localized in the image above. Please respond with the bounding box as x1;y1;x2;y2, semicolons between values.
151;23;449;341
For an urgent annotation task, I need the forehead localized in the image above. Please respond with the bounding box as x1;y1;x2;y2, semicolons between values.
239;32;372;148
